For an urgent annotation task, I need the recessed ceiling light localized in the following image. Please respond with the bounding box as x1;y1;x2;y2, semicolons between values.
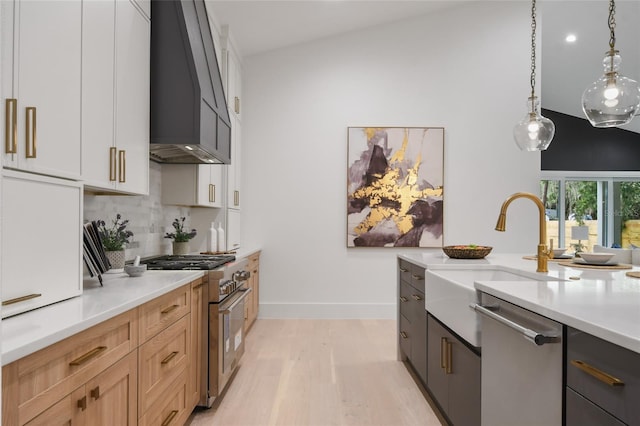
565;34;577;43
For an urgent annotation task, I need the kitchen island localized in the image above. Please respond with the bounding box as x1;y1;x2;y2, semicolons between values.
398;252;640;426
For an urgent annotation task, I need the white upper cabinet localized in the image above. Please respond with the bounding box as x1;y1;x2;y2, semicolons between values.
2;0;82;180
225;48;242;120
82;0;150;195
227;113;242;210
162;164;224;208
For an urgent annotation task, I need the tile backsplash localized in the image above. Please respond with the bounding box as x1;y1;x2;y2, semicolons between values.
84;162;191;260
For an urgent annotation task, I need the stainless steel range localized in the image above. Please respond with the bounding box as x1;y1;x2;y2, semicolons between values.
141;254;251;407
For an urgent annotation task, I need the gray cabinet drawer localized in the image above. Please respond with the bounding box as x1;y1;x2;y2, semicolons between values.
567;327;640;425
398;259;425;293
566;388;626;426
398;259;413;284
399;314;411;358
399;281;413;321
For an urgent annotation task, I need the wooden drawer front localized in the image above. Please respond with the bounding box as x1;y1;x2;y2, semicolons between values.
138;314;190;414
566;387;626;426
138;373;189;426
247;252;260;270
139;284;190;342
398;259;413;284
399;281;413;321
567;327;640;424
3;309;137;425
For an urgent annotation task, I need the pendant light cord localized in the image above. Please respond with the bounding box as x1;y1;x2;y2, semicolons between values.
608;0;616;50
529;0;537;105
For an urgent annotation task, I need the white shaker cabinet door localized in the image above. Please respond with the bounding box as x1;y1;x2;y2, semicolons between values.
196;165;223;208
227;208;241;251
114;0;150;195
3;0;82;179
1;170;83;318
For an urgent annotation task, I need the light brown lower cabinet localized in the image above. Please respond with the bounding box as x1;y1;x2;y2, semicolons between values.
244;251;261;333
2;279;203;426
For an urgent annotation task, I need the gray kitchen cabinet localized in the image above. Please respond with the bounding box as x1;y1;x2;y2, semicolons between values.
82;0;150;195
1;170;83;318
397;259;427;385
427;313;480;426
1;0;81;180
566;327;640;426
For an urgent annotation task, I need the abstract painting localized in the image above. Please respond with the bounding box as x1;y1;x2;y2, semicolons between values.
347;127;444;247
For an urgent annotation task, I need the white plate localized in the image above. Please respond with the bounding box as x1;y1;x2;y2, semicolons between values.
572;258;618;267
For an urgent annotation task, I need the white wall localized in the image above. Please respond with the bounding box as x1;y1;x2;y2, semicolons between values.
241;2;542;319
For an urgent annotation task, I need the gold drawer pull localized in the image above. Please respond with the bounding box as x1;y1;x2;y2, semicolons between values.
400;331;408;339
109;147;117;181
5;98;17;154
412;294;422;301
234;96;240;115
412;274;423;280
446;341;453;374
161;351;179;365
399;267;408;272
69;346;107;366
440;337;447;369
77;395;87;411
25;106;36;158
571;360;625;387
399;296;408;302
161;304;179;314
161;410;179;426
118;149;126;183
209;184;216;202
234;190;240;206
90;386;100;400
2;293;42;306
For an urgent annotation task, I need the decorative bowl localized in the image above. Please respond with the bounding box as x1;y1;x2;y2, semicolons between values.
442;245;492;259
552;248;567;258
579;253;615;264
124;264;147;277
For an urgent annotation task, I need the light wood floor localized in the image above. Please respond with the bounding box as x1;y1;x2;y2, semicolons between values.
186;319;443;426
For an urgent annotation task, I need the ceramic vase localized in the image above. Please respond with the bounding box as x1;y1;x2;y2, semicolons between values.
105;249;125;272
172;241;190;255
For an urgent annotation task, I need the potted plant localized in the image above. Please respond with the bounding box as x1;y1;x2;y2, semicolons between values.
165;217;197;255
96;213;133;271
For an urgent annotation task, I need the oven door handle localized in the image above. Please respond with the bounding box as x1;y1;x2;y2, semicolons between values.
221;287;253;315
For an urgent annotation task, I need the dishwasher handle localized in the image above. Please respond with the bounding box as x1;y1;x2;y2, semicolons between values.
472;303;561;346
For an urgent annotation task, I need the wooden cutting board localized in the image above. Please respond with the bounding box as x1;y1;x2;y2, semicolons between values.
625;271;640;279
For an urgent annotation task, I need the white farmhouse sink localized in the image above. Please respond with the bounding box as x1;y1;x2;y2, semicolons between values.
425;266;560;347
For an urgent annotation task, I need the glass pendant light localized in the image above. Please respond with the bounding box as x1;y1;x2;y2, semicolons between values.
582;0;640;128
513;0;555;151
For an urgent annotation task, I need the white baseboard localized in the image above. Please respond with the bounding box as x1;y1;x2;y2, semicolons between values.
258;302;396;319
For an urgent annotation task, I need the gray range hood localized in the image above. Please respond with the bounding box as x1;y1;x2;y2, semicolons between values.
150;0;231;164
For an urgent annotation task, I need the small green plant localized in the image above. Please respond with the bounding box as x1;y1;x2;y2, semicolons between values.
96;214;133;251
165;217;197;242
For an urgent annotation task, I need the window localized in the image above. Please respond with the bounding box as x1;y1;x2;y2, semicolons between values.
541;172;640;251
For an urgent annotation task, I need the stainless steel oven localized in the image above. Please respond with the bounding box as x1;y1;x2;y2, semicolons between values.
141;254;251;408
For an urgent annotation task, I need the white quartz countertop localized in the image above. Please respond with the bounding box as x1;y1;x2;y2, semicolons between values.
1;270;204;365
399;252;640;354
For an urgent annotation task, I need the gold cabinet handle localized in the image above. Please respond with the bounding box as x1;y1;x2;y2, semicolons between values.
234;190;240;206
161;351;179;365
25;106;36;158
412;274;424;281
77;396;87;411
5;98;17;154
109;147;117;181
399;267;408;272
446;341;453;374
399;296;408;302
440;337;447;369
400;331;408;339
2;293;42;306
118;150;126;182
69;346;107;366
90;386;100;400
412;294;422;301
161;304;179;314
209;184;216;203
161;410;179;426
570;360;625;387
234;96;240;114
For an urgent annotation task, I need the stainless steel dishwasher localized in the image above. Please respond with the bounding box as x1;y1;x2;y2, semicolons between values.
474;292;563;426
